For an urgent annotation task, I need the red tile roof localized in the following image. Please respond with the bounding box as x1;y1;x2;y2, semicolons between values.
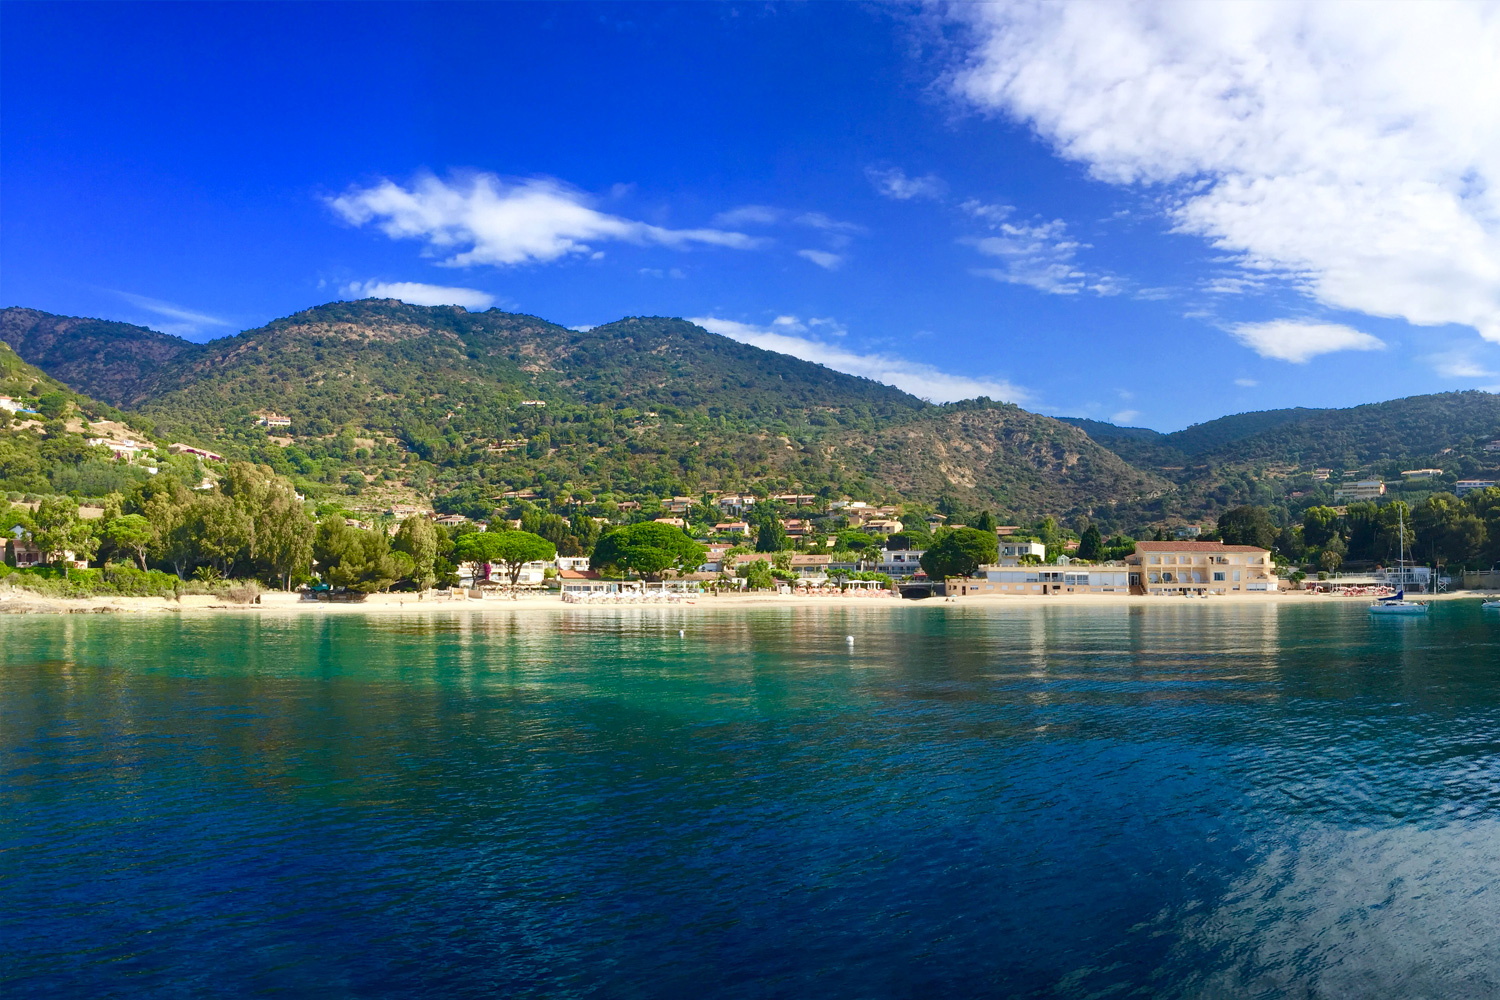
1134;541;1268;553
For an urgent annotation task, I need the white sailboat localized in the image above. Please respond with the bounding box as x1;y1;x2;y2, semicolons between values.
1370;507;1428;616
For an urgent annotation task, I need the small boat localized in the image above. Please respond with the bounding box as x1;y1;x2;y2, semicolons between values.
1370;508;1428;616
1482;599;1500;610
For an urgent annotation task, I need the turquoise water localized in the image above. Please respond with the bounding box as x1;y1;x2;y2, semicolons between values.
3;602;1499;997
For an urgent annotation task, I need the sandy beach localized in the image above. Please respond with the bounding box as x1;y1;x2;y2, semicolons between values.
2;587;1492;616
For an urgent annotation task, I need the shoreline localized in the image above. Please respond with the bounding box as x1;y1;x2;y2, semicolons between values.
3;588;1495;616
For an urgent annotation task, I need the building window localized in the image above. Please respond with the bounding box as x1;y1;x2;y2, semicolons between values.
1213;572;1225;582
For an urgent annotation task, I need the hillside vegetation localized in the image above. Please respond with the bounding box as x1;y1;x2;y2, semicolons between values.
4;300;1499;534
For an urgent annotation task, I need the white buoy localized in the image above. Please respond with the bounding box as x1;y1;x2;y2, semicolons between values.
846;635;854;644
679;629;685;637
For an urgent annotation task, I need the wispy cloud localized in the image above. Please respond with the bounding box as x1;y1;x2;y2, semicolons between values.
866;166;945;201
329;172;758;267
341;280;495;309
950;1;1500;345
690;315;1028;404
1426;349;1498;380
711;204;782;227
1234;377;1259;387
970;218;1090;295
1230;320;1385;364
797;249;843;270
116;291;232;339
1112;409;1141;424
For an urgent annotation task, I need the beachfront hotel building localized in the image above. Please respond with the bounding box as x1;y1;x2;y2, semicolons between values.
1125;541;1275;596
949;564;1131;596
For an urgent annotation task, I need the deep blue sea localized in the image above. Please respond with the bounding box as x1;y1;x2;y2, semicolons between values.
3;602;1500;997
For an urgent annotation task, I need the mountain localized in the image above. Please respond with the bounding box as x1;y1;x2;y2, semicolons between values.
0;307;203;406
2;301;1162;524
15;299;1490;530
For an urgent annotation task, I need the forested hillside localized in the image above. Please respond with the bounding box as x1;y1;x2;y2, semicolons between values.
0;307;203;405
3;301;1160;524
5;300;1499;534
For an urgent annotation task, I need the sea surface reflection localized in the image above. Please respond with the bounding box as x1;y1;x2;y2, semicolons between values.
3;603;1499;997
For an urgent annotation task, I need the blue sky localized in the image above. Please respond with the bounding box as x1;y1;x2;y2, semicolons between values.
4;2;1499;431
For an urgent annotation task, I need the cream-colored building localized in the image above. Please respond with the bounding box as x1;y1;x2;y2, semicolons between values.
1126;541;1275;595
1333;479;1385;502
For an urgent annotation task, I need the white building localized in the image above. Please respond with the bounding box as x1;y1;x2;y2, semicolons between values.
1456;480;1497;496
1333;479;1385;502
1173;525;1202;539
876;548;925;577
1401;468;1443;480
715;494;757;515
951;565;1132;596
997;539;1046;564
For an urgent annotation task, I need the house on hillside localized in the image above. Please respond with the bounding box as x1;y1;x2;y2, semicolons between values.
1456;480;1498;496
1401;468;1443;480
714;521;750;536
1333;479;1385;502
255;412;292;428
663;496;695;514
168;443;224;462
716;494;756;515
1173;525;1202;539
653;517;687;529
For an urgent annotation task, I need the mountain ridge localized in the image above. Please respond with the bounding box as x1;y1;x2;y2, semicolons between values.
5;301;1498;530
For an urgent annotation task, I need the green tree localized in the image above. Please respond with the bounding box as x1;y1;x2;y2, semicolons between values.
739;558;774;591
35;391;69;421
1217;505;1278;550
314;517;401;592
392;516;439;589
192;493;254;578
755;518;786;553
1077;523;1103;560
104;514;154;571
30;496;96;577
591;522;706;581
919;527;999;580
1302;506;1341;548
972;510;997;533
482;529;556;587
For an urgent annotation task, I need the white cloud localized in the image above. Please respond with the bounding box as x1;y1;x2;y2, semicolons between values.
950;1;1500;344
330;173;757;267
1426;350;1498;379
970;218;1090;294
342;280;495;309
961;199;1015;226
712;204;782;227
797;249;844;270
1234;377;1259;387
1112;409;1141;424
115;291;232;339
866;166;945;201
689;315;1028;403
1230;320;1385;363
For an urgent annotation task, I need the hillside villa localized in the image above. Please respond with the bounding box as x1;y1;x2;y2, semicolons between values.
1333;479;1385;502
